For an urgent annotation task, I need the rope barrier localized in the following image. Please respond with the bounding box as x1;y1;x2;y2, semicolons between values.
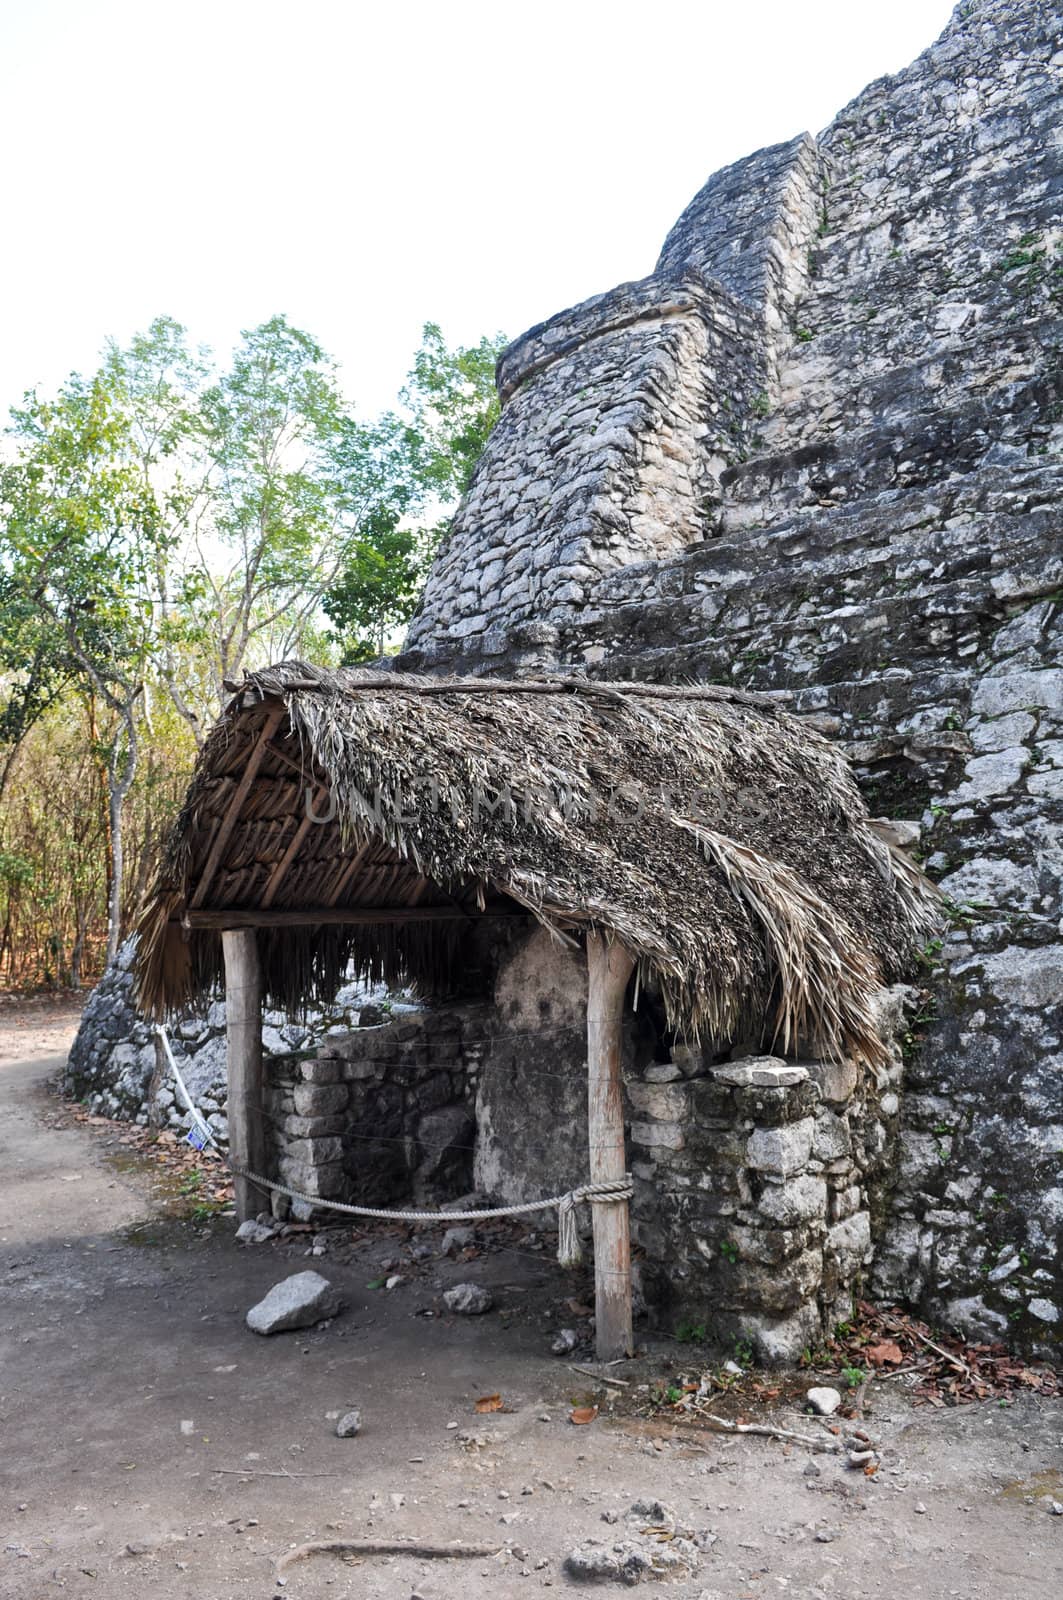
227;1164;631;1268
154;1025;630;1267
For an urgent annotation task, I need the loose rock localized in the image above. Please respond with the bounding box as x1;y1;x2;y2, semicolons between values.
245;1271;343;1335
440;1226;474;1256
335;1408;362;1438
806;1386;842;1416
443;1282;494;1316
551;1327;580;1355
235;1219;275;1245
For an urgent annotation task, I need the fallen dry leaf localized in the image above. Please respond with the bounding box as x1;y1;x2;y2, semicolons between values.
569;1406;598;1426
565;1299;595;1318
865;1339;904;1367
474;1394;503;1414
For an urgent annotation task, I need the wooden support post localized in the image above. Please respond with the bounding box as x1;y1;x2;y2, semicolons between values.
586;929;636;1362
221;927;268;1222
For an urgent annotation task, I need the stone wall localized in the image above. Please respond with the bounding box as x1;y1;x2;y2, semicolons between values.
393;0;1063;1354
624;991;909;1363
63;937;378;1137
264;1009;490;1212
405;274;778;657
263;1000;901;1364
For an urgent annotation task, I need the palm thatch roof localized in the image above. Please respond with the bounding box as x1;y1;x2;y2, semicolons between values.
135;661;939;1066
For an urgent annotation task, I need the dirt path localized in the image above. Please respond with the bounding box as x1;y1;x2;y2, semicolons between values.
1;1014;1061;1598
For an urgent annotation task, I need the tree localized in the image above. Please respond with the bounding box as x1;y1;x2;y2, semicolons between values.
401;322;507;503
0;574;74;807
321;323;508;660
0;373;160;961
0;312;509;983
103;315;210;744
321;508;426;661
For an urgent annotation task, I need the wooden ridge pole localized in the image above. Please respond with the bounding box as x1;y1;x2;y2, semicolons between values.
222;927;268;1222
585;929;636;1362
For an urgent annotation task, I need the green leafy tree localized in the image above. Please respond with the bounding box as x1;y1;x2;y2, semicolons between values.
0;373;162;960
321;509;426;661
401;321;507;503
103;315;210;743
0;575;74;806
322;323;507;659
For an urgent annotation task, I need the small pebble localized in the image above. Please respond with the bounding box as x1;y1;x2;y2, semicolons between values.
335;1409;362;1438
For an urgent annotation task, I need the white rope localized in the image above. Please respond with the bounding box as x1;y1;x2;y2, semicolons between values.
154;1025;630;1266
226;1163;630;1267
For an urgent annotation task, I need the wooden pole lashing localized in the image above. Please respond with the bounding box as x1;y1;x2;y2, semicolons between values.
585;929;636;1362
222;927;268;1222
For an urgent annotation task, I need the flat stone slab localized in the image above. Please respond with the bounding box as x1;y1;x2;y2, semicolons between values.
713;1057;809;1089
246;1271;343;1335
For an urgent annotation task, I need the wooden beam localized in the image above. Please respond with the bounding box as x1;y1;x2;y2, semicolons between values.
189;706;286;909
585;929;636;1363
260;784;328;909
324;840;373;907
222;927;268;1222
177;904;524;929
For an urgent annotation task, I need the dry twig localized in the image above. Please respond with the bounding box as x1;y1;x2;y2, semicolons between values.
568;1364;630;1388
691;1411;841;1452
277;1539;502;1575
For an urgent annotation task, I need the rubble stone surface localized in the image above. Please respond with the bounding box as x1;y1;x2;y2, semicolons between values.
392;0;1063;1359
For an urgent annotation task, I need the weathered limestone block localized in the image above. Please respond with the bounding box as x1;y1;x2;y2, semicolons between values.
299;1058;344;1084
713;1057;808;1088
812;1109;853;1163
282;1114;347;1139
720;1246;823;1316
741;1304;823;1365
282;1136;344;1167
277;1159;345;1198
627;1082;690;1122
825;1212;872;1277
804;1057;859;1105
729;1223;811;1267
756;1173;828;1228
293;1083;348;1117
631;1121;685;1151
746;1119;815;1177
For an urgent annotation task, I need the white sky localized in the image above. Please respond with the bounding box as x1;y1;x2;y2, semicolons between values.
0;0;956;419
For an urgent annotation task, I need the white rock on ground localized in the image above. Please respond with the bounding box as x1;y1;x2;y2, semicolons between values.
335;1408;362;1438
443;1282;494;1315
235;1219;275;1245
245;1271;343;1335
806;1386;843;1415
440;1225;474;1255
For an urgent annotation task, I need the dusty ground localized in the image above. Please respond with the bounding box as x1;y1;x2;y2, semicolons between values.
1;1004;1061;1599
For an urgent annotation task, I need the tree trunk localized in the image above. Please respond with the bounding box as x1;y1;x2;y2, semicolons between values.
104;709;138;965
105;775;124;965
585;929;636;1362
222;927;269;1221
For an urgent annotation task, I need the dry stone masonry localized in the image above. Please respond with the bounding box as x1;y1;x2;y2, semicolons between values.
69;0;1061;1360
64;938;381;1137
397;0;1063;1356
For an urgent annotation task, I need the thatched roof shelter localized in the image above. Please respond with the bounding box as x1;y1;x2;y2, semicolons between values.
135;661;937;1068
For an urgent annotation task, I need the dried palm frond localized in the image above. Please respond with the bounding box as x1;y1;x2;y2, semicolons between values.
134;662;941;1065
674;819;884;1065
